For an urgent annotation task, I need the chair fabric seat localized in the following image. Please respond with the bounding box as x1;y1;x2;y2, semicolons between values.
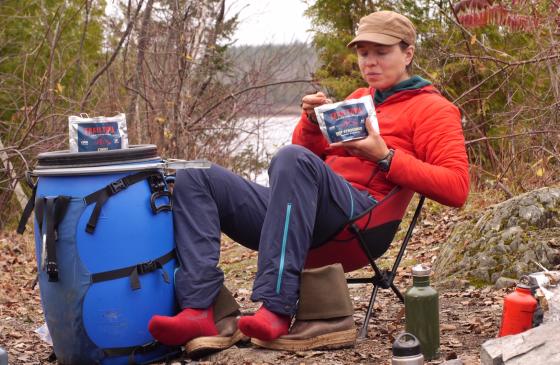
305;188;414;272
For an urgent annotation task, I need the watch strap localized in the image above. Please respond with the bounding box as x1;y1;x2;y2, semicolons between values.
377;149;394;172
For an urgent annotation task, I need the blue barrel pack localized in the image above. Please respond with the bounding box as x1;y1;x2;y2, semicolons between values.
18;145;180;365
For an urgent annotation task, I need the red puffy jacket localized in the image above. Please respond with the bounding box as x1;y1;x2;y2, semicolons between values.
292;85;469;207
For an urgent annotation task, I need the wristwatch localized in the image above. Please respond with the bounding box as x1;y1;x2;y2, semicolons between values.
377;149;395;172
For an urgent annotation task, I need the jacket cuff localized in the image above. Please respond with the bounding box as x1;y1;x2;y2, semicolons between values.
300;111;322;133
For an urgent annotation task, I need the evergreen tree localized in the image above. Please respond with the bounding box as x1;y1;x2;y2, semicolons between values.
0;0;105;122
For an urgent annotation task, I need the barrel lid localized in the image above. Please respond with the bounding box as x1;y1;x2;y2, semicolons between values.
392;332;422;357
412;264;431;277
35;144;159;169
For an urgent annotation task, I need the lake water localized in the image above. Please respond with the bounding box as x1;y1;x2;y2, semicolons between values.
235;114;300;185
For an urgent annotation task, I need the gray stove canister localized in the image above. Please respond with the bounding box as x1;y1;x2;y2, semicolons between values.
392;332;424;365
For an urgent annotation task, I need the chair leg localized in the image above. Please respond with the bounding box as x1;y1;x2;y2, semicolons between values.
390;283;404;303
358;284;380;339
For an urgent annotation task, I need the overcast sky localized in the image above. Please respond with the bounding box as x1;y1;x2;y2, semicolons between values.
227;0;312;45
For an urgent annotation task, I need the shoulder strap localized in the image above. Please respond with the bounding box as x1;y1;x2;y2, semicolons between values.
17;183;38;234
35;196;71;282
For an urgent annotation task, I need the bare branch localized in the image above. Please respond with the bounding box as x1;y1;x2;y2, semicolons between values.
80;0;145;109
190;79;316;126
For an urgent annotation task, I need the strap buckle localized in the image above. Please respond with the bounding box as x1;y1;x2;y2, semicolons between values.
46;261;59;282
109;180;127;194
150;191;172;213
148;175;166;192
147;174;172;213
138;341;159;352
137;260;160;275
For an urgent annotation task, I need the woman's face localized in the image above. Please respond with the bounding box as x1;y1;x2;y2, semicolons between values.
356;41;414;91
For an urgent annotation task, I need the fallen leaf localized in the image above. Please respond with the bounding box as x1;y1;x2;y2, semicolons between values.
9;331;23;339
441;323;458;332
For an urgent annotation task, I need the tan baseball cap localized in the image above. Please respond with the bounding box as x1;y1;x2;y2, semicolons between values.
347;10;416;48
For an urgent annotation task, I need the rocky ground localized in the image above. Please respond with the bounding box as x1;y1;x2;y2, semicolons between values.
0;194;507;365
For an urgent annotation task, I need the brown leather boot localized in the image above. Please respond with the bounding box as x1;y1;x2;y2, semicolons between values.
186;286;248;357
252;263;356;351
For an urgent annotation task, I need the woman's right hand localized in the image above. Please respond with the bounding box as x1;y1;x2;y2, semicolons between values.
301;91;332;124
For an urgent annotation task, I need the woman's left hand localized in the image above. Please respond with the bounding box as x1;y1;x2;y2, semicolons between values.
330;118;389;162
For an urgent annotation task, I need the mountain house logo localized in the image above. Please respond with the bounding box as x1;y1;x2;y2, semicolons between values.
315;95;378;144
327;106;365;121
77;121;122;152
83;125;117;136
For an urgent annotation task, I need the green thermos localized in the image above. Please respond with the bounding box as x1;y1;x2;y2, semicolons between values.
404;264;440;360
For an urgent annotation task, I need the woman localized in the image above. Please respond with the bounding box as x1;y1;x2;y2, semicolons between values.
148;10;469;355
299;10;468;207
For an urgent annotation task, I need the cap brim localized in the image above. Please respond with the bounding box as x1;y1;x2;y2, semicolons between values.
347;33;401;48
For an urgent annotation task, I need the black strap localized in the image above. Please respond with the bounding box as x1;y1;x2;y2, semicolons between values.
35;196;71;232
103;341;160;365
45;198;58;282
104;341;181;365
35;196;45;231
103;341;158;358
91;249;175;290
83;170;162;234
36;196;71;282
17;183;38;234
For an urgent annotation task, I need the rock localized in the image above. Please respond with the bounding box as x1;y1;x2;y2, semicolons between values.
494;277;517;290
481;323;560;364
434;187;560;286
543;278;560;323
500;226;523;241
522;249;537;265
481;337;506;365
441;360;464;365
518;205;543;224
509;237;521;251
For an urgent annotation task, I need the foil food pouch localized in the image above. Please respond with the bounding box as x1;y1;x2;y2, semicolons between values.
69;113;128;152
314;95;379;144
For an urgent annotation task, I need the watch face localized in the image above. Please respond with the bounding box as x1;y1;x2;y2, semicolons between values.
378;160;390;171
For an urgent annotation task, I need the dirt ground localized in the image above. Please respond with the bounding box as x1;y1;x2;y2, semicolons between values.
0;198;506;364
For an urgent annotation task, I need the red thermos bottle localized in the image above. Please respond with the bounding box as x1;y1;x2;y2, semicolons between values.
498;283;537;337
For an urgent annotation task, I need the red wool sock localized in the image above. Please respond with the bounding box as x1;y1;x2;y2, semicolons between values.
238;305;291;341
148;307;218;346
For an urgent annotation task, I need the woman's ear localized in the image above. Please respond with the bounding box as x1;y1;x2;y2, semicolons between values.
405;45;415;65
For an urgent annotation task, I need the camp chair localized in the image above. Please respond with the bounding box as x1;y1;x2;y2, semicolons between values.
305;187;425;338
